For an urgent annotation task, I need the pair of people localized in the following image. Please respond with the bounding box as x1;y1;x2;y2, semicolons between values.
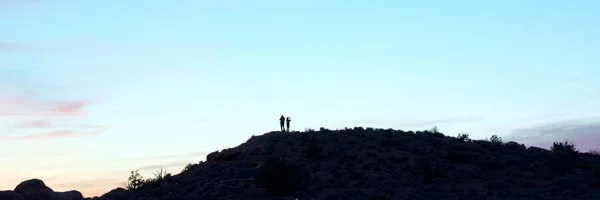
279;115;291;132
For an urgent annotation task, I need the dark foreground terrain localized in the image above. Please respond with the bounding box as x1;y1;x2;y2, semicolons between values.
4;127;600;200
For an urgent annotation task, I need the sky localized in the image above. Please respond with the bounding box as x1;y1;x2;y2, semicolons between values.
1;0;599;197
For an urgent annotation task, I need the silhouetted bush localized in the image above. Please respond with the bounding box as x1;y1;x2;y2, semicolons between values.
430;126;439;133
181;163;194;172
319;127;330;132
505;141;526;150
550;140;579;174
353;126;365;131
206;150;219;161
125;170;145;191
211;149;241;162
527;146;548;154
551;140;578;154
489;135;503;145
255;158;309;196
457;133;471;142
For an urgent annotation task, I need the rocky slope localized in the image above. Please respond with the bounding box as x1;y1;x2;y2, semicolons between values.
6;127;600;200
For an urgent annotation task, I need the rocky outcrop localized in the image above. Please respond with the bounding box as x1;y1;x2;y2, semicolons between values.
3;179;83;200
0;190;24;200
6;128;600;199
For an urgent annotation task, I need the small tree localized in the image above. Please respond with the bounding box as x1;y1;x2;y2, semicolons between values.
457;133;470;142
152;168;168;181
489;135;503;145
125;170;145;191
430;126;439;133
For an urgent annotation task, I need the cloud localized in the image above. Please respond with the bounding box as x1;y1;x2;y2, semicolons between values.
6;126;106;140
108;151;209;163
0;97;90;116
14;120;53;128
136;161;192;171
345;116;484;129
506;118;600;152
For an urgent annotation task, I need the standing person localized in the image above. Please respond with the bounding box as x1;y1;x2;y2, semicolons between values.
286;117;291;132
279;115;285;132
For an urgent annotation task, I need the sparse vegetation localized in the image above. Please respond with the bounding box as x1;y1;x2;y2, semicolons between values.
123;168;170;191
103;128;600;199
457;133;471;142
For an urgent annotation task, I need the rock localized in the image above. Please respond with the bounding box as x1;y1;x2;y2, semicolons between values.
99;188;129;200
52;190;84;200
13;179;54;200
0;190;24;200
12;179;84;200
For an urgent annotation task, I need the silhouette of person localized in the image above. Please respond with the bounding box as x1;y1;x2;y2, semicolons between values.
286;117;291;132
279;115;285;132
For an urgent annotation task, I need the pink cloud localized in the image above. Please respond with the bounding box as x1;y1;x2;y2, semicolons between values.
7;126;106;140
14;120;53;128
0;96;90;116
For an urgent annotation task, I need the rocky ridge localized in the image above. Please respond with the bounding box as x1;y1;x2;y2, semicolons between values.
5;127;600;200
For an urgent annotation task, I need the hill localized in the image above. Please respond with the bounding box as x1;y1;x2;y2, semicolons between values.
4;127;600;200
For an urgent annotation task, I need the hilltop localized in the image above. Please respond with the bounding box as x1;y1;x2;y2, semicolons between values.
4;127;600;200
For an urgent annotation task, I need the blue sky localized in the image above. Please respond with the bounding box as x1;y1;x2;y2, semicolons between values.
1;0;599;197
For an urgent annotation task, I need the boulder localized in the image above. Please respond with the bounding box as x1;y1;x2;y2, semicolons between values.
13;179;54;200
99;187;129;199
12;179;84;200
52;190;84;200
0;190;24;200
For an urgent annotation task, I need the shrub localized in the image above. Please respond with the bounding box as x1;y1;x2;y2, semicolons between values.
430;126;439;133
125;170;145;191
551;140;578;154
182;163;194;172
206;150;219;161
550;140;580;174
505;141;526;150
489;135;503;145
255;158;309;196
457;133;471;142
527;146;548;154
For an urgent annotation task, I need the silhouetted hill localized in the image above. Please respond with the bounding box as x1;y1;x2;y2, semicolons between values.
6;127;600;200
